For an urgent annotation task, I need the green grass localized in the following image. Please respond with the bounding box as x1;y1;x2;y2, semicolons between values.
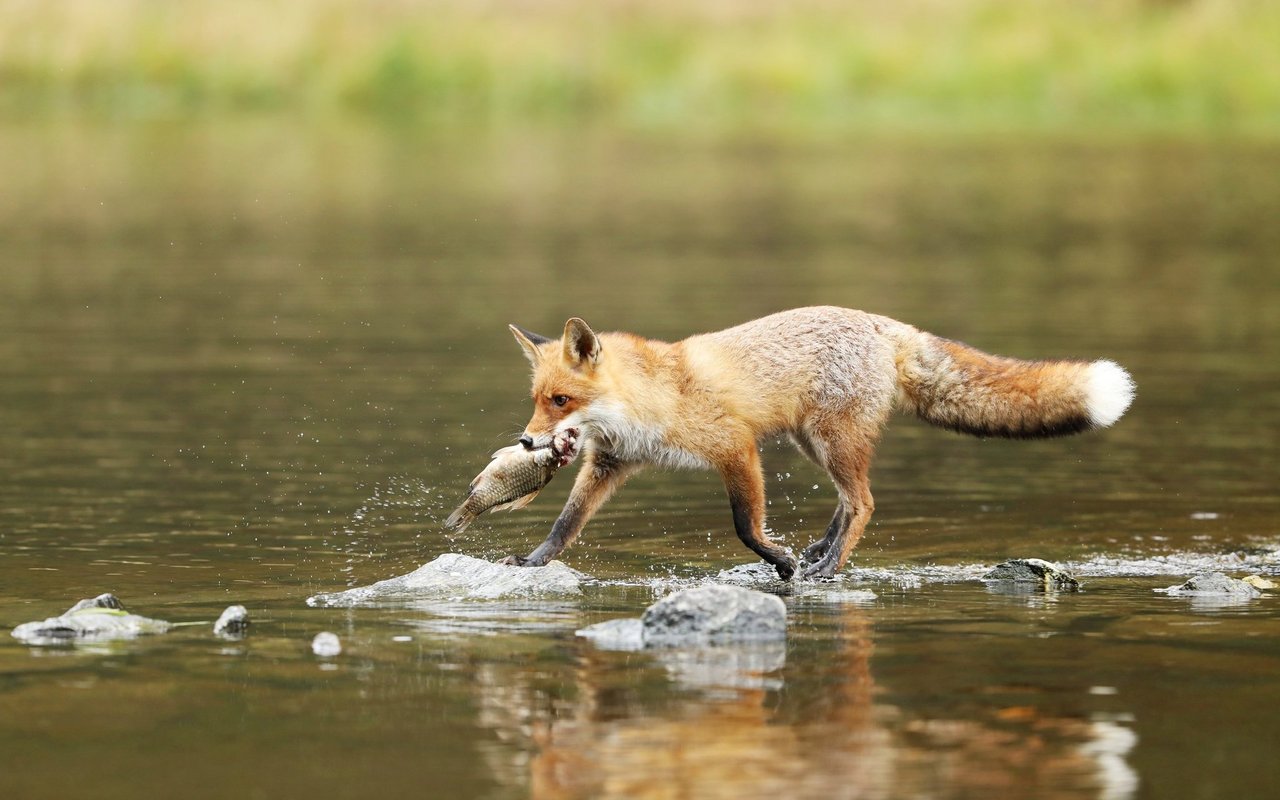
5;0;1280;135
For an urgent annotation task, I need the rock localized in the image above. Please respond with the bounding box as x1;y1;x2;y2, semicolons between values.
642;585;787;645
715;562;878;603
575;618;646;651
214;605;249;637
982;558;1080;591
576;585;789;689
11;594;171;646
1243;575;1276;590
306;553;584;607
1159;573;1262;598
715;561;786;586
804;589;879;604
577;585;788;649
312;632;342;657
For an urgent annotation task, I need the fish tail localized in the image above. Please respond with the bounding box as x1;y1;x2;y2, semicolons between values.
444;506;474;532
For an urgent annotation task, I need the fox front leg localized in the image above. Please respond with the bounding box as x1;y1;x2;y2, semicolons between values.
721;447;797;581
500;450;634;567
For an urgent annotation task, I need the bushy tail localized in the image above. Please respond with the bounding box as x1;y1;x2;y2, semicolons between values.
893;327;1134;439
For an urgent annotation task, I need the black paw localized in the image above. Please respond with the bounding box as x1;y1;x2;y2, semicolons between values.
801;539;829;564
801;558;839;581
773;555;798;582
497;554;529;566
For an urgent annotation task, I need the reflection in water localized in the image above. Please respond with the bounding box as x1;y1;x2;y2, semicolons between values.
461;602;1140;799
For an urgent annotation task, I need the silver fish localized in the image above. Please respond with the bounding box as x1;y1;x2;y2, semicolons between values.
444;428;579;532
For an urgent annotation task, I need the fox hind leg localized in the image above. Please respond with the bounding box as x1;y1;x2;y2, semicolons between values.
799;426;875;580
802;504;848;564
791;429;855;567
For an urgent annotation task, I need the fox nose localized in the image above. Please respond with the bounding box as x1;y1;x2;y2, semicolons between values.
518;434;534;450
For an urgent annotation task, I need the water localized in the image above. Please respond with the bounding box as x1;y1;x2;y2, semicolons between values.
2;122;1278;799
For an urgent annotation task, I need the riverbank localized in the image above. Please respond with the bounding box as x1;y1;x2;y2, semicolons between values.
5;0;1279;136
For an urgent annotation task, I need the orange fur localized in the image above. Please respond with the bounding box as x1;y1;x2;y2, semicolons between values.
501;307;1133;579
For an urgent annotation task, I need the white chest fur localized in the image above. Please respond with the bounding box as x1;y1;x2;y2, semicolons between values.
576;400;710;471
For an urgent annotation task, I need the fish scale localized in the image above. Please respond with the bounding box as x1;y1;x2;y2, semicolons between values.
444;445;563;532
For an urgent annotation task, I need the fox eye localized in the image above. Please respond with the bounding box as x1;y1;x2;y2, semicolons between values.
552;394;571;408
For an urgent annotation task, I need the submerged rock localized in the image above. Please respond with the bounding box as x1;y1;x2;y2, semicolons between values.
982;558;1081;591
11;594;171;645
578;584;787;650
306;553;584;607
312;632;342;657
1158;573;1262;598
1243;575;1276;590
214;605;250;637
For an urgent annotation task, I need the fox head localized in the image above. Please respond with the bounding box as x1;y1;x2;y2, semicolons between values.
510;318;606;449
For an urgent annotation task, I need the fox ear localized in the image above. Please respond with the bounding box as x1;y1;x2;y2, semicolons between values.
562;317;601;368
509;324;551;366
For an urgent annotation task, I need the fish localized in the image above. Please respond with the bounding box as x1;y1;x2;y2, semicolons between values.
444;428;580;532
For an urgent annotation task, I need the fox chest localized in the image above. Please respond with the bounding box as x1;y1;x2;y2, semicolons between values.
589;405;711;471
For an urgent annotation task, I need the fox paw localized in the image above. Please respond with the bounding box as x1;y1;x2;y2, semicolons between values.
497;554;529;566
801;539;830;564
552;428;580;467
772;555;797;581
801;558;840;581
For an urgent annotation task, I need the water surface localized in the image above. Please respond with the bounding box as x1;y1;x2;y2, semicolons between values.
1;123;1278;799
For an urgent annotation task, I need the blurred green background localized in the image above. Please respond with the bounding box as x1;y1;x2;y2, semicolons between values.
6;0;1279;135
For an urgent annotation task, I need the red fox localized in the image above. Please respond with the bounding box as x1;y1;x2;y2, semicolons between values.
500;307;1134;580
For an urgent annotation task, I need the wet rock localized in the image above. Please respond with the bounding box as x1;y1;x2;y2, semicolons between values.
804;589;878;604
306;553;584;607
715;562;879;602
577;585;787;649
1158;573;1262;598
577;586;788;689
982;558;1080;591
1243;575;1276;590
715;561;789;585
312;632;342;657
214;605;250;637
642;585;787;645
575;618;645;651
11;594;171;646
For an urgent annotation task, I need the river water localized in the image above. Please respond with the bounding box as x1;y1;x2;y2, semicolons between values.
1;122;1278;799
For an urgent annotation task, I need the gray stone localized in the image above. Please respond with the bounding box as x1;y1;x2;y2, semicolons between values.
982;558;1081;590
11;594;171;646
576;585;788;649
1159;572;1262;598
641;585;787;645
575;585;789;689
312;631;342;657
306;553;584;607
214;605;249;637
575;618;645;651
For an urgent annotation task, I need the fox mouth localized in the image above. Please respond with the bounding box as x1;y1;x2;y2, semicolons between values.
531;427;579;467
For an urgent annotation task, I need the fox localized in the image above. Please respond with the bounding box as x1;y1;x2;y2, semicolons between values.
499;306;1134;580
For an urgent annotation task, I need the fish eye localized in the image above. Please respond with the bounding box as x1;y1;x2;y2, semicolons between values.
552;394;571;407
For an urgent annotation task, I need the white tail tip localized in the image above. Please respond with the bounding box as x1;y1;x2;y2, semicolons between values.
1087;360;1135;428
